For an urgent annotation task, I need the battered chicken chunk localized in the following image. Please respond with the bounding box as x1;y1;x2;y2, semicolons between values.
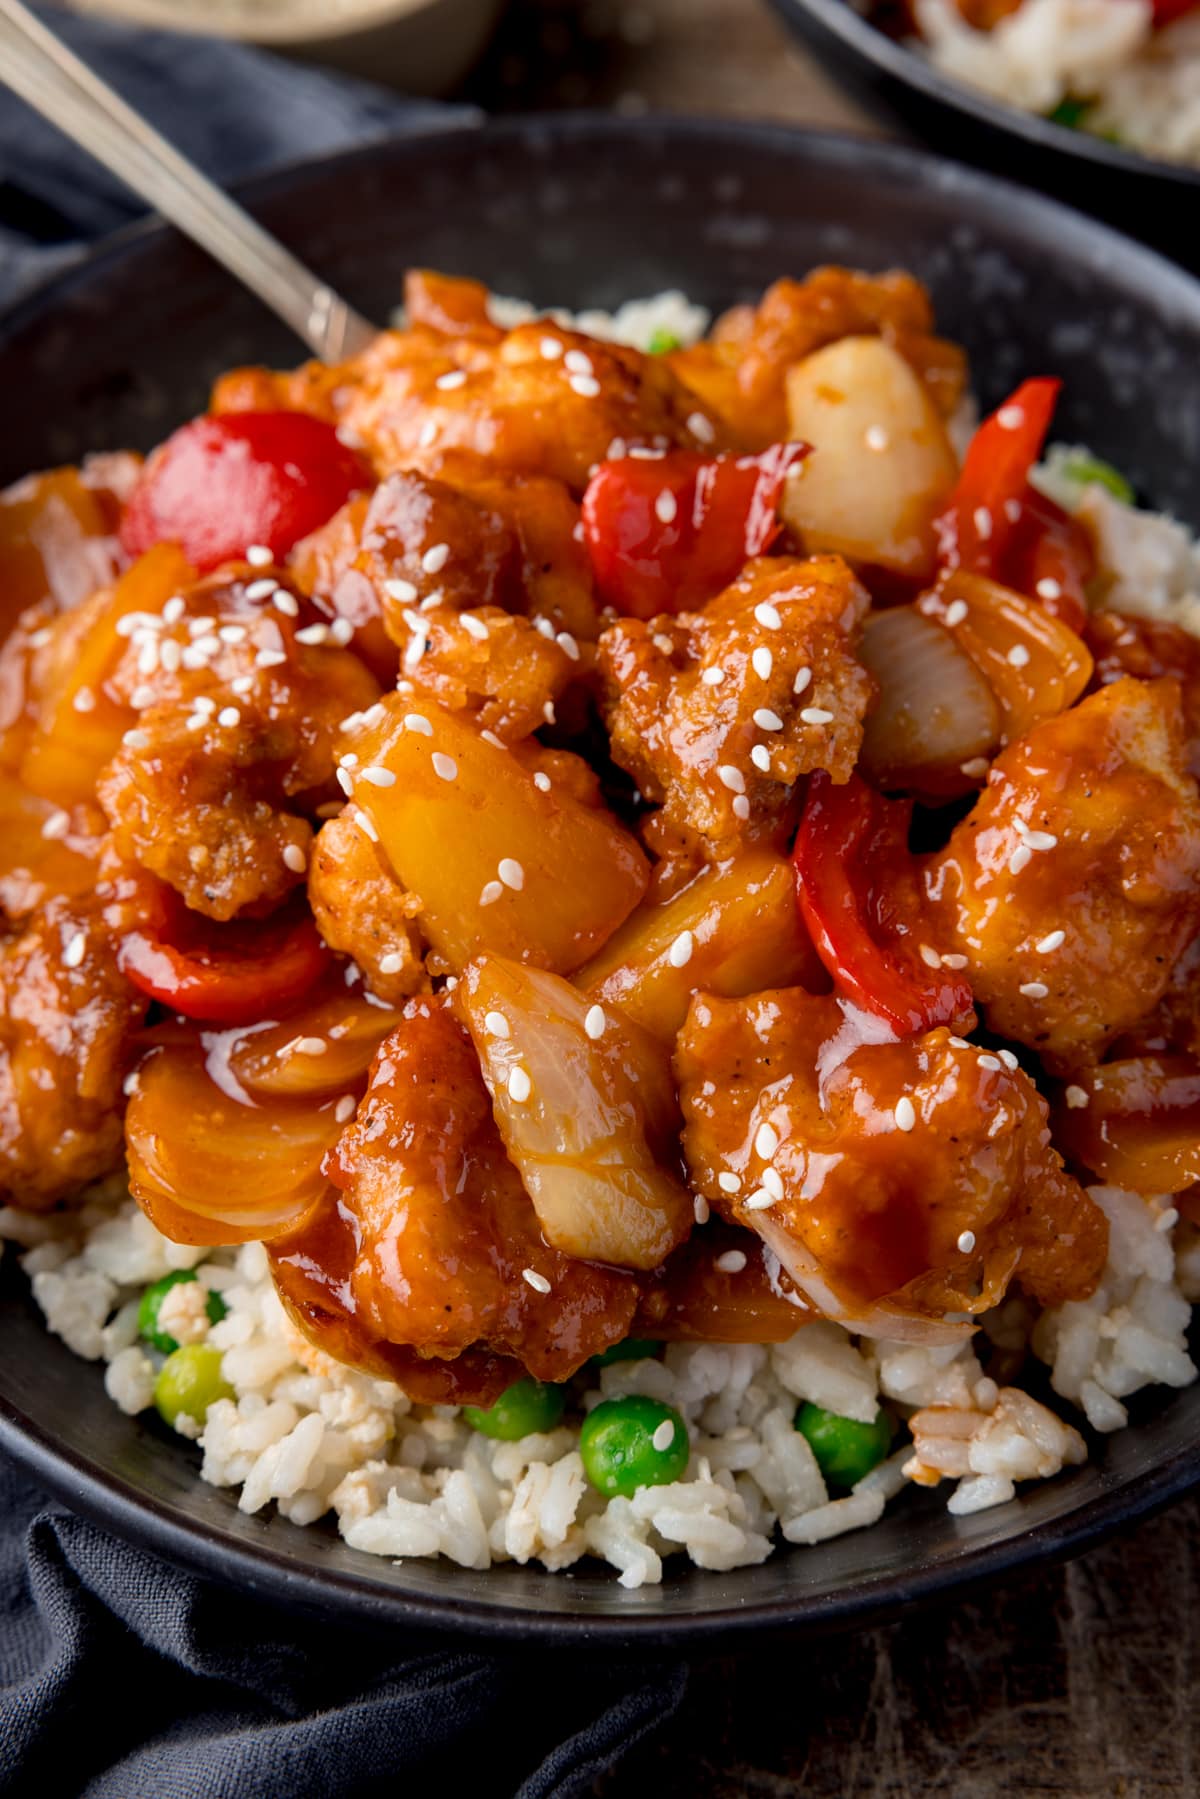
96;572;380;919
0;894;146;1208
924;678;1200;1074
307;810;428;1005
675;988;1107;1326
670;266;967;448
327;997;639;1377
599;555;873;862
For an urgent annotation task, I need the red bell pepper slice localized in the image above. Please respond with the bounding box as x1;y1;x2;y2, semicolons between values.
1151;0;1198;24
793;771;974;1036
581;442;810;620
120;411;370;574
119;897;328;1024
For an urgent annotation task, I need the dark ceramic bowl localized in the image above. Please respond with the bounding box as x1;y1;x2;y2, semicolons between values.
3;115;1200;1643
767;0;1200;266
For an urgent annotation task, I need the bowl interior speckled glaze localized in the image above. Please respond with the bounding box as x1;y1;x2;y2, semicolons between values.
3;115;1200;1643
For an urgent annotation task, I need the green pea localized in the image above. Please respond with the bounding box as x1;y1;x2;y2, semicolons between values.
138;1269;227;1354
579;1395;689;1498
646;327;682;356
154;1343;234;1428
1046;98;1088;129
1057;450;1135;505
795;1402;893;1489
463;1377;566;1440
588;1337;661;1371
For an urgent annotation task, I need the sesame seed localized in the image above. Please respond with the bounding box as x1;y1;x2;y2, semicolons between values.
688;411;715;444
185;714;206;732
62;931;86;969
136;640;159;677
655;490;678;525
533;772;552;792
483;1012;511;1040
754;708;783;732
245;578;278;603
651;1419;676;1452
752;647;773;680
743;1187;775;1214
1155;1207;1179;1234
715;1250;747;1274
653;632;676;655
581;1004;607;1041
522;1267;552;1294
668;930;694;968
282;844;307;873
122;1071;141;1097
335;1095;356;1123
246;544;273;567
419;419;438;449
754;602;782;630
564;349;594;376
957;1230;977;1253
432;752;457;782
607;437;627;460
793;667;812;695
231;675;254;696
1065;1084;1090;1108
717;1172;741;1194
1009;845;1033;875
1036;930;1065;953
481;730;505;749
272;591;299;617
498;858;525;891
255;649;287;670
998;1049;1020;1070
865;425;890;452
941;953;968;970
421;543;451;576
694;1193;711;1224
353;809;380;843
194;695;217;715
961;757;990;779
508;1067;532;1103
1021;827;1058;852
944;599;968;627
534;616;556;640
700;666;726;686
996;405;1025;430
977;1054;1002;1071
336;767;354;796
949;1037;971;1049
894;1096;916;1132
569;373;602;398
73;686;95;713
403;713;433;735
219;625;247;645
162;597;186;625
717;765;746;794
479;880;504;906
377;951;406;975
761;1167;784;1201
750;745;772;773
732;795;751;820
436;368;467;390
385;578;418;604
1007;644;1031;668
540;335;564;360
41;809;70;841
1019;981;1049;999
543;701;557;725
754;1122;779;1159
293;1037;327;1056
295;623;330;646
27;627;52;649
1036;578;1062;601
973;506;993;541
122;729;150;750
919;944;942;968
217;707;240;728
800;707;835;726
360;766;397;788
339;752;359;768
556;631;580;661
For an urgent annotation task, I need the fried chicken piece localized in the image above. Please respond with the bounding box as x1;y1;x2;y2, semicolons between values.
399;606;578;743
675;987;1106;1324
924;678;1200;1075
0;893;146;1209
599;554;873;861
670;266;967;448
97;571;379;919
1087;610;1200;780
327;997;639;1377
307;810;427;1004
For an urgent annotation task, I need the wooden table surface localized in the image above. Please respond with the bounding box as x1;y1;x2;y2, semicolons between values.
466;8;1199;1795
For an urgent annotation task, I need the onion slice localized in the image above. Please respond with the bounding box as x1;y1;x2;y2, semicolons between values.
858;604;1000;796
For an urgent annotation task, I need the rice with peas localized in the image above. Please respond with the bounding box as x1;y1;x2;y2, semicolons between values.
4;295;1200;1588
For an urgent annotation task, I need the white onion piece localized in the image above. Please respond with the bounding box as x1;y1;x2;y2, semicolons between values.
858;605;1000;791
752;1212;976;1347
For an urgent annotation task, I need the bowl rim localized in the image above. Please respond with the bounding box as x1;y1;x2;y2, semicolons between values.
767;0;1200;189
62;0;474;50
4;110;1200;1640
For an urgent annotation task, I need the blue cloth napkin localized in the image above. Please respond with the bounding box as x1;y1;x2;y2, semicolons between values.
0;19;687;1792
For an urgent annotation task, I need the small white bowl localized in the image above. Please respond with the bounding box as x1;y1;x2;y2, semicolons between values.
64;0;506;93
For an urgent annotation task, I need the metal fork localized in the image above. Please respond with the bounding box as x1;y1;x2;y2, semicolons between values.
0;0;378;360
